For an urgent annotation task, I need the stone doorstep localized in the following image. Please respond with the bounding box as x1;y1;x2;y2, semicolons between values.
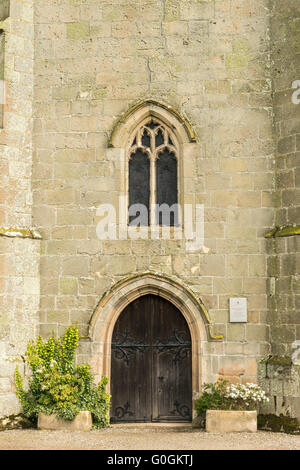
206;410;257;433
111;422;192;429
38;416;193;432
38;411;92;431
110;422;195;433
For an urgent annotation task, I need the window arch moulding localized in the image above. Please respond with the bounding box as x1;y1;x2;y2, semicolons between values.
108;100;196;149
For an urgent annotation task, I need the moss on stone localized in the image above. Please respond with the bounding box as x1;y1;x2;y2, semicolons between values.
258;414;300;435
259;355;271;364
265;225;300;238
277;226;300;237
92;87;108;99
164;0;180;22
60;278;78;295
265;227;279;238
225;54;248;70
268;356;292;366
232;38;251;54
259;355;292;366
67;22;90;40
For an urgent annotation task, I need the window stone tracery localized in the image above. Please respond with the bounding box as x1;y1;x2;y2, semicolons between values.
128;118;179;227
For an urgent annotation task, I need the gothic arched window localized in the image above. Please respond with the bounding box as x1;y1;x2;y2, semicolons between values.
128;118;179;227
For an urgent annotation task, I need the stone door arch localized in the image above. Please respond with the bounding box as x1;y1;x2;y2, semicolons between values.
89;273;222;416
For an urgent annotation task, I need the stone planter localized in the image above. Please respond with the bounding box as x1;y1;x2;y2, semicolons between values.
206;410;257;433
38;411;92;431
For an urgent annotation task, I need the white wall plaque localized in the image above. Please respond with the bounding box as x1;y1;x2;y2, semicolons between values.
229;298;247;323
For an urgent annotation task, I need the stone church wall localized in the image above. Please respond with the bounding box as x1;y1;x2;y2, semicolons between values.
258;0;300;428
266;0;300;356
32;0;273;387
0;235;40;417
0;0;298;422
0;0;40;417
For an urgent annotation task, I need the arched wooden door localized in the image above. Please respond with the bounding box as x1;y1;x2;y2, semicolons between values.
110;294;192;423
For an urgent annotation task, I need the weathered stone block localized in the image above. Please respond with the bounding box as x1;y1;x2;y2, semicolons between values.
60;278;78;295
0;0;9;22
38;411;92;431
206;410;257;433
67;22;90;40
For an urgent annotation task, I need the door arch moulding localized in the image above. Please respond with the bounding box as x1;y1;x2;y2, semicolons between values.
88;272;223;404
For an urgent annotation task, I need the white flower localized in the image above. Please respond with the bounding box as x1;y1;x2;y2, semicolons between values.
224;382;268;405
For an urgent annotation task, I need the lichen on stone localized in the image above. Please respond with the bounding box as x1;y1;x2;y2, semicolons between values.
265;225;300;238
0;227;42;240
259;355;292;366
268;356;292;366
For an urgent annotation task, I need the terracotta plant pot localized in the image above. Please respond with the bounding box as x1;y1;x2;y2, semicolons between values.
206;410;257;433
38;411;92;431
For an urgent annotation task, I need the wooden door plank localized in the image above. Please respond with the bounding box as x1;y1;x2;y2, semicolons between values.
110;295;192;423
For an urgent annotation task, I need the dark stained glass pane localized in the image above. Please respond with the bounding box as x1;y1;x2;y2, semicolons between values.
156;149;178;226
155;129;164;148
129;149;150;226
142;130;151;148
148;120;158;130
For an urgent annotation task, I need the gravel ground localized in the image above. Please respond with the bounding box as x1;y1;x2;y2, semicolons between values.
0;424;299;450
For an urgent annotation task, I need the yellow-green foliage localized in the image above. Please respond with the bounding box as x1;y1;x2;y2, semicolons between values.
25;326;79;374
14;327;110;428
